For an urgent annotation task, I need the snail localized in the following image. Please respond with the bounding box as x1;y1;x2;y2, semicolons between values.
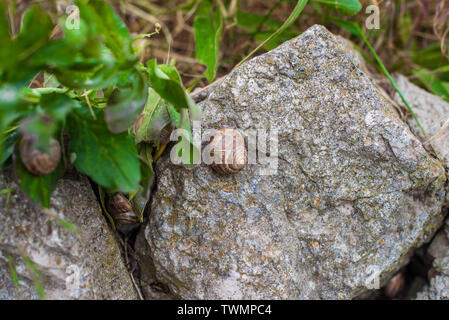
384;272;405;298
19;134;61;175
107;193;140;234
208;128;247;174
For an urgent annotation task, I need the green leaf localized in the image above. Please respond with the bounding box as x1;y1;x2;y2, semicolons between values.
54;217;80;235
8;255;20;288
51;50;118;90
167;104;181;128
76;0;136;68
40;92;78;122
237;11;283;33
0;2;10;46
145;60;202;120
413;68;449;101
0;129;19;167
17;158;64;208
1;5;54;85
104;69;148;133
134;88;172;146
130;143;154;221
66;108;140;193
98;185;116;230
19;249;46;300
194;0;223;82
311;0;361;15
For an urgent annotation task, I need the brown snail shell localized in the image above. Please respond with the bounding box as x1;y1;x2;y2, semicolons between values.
19;135;61;175
107;193;140;233
209;128;247;174
384;272;405;298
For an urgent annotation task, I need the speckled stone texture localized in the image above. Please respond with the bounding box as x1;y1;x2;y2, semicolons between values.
137;25;447;299
0;171;137;299
417;220;449;300
393;74;449;170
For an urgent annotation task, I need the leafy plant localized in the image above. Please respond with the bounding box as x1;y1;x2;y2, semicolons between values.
194;0;223;82
0;1;200;208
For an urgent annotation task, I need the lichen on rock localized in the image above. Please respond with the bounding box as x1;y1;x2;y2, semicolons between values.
0;170;137;300
137;25;447;299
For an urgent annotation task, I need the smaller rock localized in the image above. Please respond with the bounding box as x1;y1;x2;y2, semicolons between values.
394;74;449;141
0;170;138;300
416;275;449;300
427;231;449;260
394;74;449;169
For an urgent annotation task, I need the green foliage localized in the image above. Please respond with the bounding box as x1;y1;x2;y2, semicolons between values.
413;67;449;101
104;68;148;133
66;108;141;193
19;249;46;299
0;1;200;208
134;88;171;146
8;255;20;288
311;0;361;15
237;11;299;51
0;129;19;167
194;0;223;82
17;158;64;208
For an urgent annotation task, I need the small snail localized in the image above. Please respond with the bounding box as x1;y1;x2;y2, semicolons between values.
384;272;405;298
107;193;140;234
19;134;61;175
208;128;247;174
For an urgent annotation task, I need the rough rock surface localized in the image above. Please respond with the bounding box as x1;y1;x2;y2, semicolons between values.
394;74;449;141
416;220;449;300
394;74;449;169
137;25;447;299
0;170;137;299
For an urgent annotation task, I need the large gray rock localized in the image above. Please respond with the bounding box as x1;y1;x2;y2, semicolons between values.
0;170;138;299
137;25;447;299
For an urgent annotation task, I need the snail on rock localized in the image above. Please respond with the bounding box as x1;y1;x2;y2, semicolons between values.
208;128;247;174
107;193;140;234
19;134;61;175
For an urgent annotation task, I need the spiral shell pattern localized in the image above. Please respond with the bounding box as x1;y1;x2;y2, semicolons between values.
19;135;61;175
107;193;139;225
209;128;247;174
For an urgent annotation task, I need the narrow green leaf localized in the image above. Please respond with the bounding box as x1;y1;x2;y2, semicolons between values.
98;185;116;230
19;250;46;300
55;217;81;235
0;129;19;167
8;255;20;288
194;0;223;82
311;0;361;15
